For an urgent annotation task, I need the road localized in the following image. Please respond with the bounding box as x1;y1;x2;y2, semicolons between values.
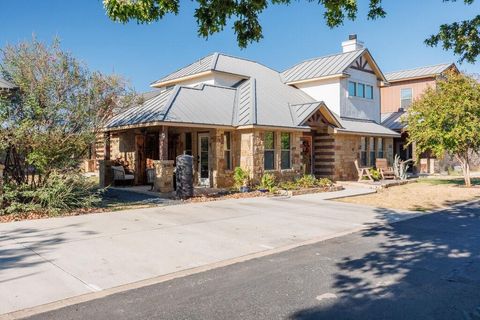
25;201;480;320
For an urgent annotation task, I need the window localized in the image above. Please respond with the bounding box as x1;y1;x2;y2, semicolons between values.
366;85;373;99
185;132;192;155
357;83;365;98
264;131;275;170
369;137;376;166
401;88;413;109
377;137;384;159
281;133;291;169
224;132;232;170
348;81;356;97
360;137;367;166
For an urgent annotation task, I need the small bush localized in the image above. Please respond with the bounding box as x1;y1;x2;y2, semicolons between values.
295;174;317;188
1;172;102;216
369;168;382;181
278;181;299;190
317;178;333;188
233;167;249;190
259;173;277;192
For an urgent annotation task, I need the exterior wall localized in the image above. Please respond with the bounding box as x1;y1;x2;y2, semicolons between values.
295;79;342;115
342;67;381;123
238;129;303;185
380;78;436;113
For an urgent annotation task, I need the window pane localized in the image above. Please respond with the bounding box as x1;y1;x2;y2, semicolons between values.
265;132;274;150
369;137;376;166
264;151;275;170
224;151;231;170
281;133;290;149
224;132;231;150
366;85;373;99
401;88;413;108
357;83;365;98
360;137;367;166
377;138;383;158
281;151;291;169
348;81;356;96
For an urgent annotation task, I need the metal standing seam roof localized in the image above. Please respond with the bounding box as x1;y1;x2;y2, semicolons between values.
385;63;454;82
281;49;366;83
381;111;406;131
336;117;400;137
0;78;16;89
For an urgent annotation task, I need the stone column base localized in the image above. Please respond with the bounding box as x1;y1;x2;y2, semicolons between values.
153;160;175;193
98;160;114;187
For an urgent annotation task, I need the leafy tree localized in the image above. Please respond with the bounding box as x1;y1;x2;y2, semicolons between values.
0;38;138;186
404;71;480;187
103;0;479;63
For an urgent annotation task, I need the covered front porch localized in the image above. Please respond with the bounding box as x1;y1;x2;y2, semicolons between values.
99;124;233;191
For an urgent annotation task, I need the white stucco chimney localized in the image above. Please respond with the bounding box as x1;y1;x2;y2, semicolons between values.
342;34;364;53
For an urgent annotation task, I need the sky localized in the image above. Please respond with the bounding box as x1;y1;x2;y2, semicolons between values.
1;0;479;91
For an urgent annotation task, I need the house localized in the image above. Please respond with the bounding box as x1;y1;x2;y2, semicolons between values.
99;35;399;190
0;77;16;92
380;63;458;173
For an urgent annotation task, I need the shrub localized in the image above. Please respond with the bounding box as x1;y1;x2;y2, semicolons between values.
1;172;102;216
295;174;317;188
233;167;249;190
317;178;333;188
369;168;382;181
259;173;276;192
278;181;298;190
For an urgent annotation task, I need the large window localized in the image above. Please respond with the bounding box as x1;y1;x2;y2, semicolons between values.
369;137;376;166
281;133;291;169
348;81;356;97
185;132;192;156
224;132;232;170
360;137;367;166
377;137;384;159
348;81;373;99
264;131;275;170
401;88;413;109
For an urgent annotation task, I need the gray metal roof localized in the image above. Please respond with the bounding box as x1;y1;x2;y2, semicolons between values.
0;78;16;89
281;49;366;83
336;117;400;137
109;53;397;136
381;111;405;131
385;63;454;82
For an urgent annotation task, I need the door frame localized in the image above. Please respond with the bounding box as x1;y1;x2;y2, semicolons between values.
197;132;210;186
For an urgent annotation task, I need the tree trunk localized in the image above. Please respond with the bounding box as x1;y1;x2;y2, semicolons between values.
456;154;472;187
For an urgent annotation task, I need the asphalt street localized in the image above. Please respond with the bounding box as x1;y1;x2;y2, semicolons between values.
25;201;480;320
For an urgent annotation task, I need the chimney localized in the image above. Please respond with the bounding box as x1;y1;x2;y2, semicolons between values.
342;34;364;53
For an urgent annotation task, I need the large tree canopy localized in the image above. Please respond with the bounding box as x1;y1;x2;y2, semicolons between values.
404;71;480;187
103;0;479;63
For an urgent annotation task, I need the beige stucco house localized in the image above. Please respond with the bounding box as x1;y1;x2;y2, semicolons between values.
99;36;399;190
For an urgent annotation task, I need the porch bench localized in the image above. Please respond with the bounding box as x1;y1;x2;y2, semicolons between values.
112;166;134;186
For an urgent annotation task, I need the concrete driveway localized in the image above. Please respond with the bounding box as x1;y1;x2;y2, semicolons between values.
0;188;421;315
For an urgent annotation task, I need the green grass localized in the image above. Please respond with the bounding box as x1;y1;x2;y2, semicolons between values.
418;177;480;186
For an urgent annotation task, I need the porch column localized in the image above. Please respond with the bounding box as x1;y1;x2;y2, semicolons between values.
0;164;4;206
159;126;168;160
104;132;111;160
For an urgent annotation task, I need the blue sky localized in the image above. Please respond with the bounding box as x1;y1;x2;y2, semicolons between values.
1;0;479;91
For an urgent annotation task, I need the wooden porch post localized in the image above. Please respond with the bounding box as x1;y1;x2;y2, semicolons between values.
104;132;111;160
159;126;169;160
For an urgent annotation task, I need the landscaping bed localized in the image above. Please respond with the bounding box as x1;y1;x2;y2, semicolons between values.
335;177;480;211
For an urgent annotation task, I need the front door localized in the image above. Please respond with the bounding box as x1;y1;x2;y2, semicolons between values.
198;133;210;186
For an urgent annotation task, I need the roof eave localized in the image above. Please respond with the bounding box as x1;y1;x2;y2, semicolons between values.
285;73;348;86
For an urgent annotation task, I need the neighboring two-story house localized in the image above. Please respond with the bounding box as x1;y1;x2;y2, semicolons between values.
100;36;399;189
380;63;458;173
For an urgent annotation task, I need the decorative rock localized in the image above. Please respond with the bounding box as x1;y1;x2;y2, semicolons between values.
175;155;194;198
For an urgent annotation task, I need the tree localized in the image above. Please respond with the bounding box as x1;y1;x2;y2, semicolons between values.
404;71;480;187
103;0;479;63
0;38;138;186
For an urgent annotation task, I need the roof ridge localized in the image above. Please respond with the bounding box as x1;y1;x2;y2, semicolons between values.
385;62;453;75
282;49;366;73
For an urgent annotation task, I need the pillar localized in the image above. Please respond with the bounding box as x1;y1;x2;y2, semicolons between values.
153;160;175;193
98;160;114;187
159;126;169;160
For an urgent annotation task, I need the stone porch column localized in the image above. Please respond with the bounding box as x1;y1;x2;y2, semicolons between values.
159;126;169;160
98;160;114;188
153;160;174;193
0;164;4;206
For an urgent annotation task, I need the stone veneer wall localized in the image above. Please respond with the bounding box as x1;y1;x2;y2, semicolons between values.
238;129;303;185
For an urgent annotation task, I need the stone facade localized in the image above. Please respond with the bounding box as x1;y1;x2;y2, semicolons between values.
153;160;174;192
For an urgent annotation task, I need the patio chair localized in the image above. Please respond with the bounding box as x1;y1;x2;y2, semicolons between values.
354;159;373;182
376;158;395;180
112;165;134;186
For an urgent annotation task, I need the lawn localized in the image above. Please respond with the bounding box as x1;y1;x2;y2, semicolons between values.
336;178;480;211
